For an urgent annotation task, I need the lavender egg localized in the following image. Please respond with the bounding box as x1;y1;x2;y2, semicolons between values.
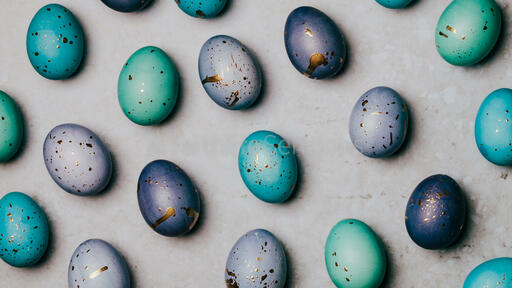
137;160;200;237
43;124;112;196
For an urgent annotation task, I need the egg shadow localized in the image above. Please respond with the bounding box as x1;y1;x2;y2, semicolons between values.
178;186;206;238
216;0;233;18
404;0;421;9
378;242;395;288
63;13;88;81
26;204;56;268
384;96;415;159
469;6;507;68
441;187;473;252
157;58;184;126
4;96;28;163
324;14;351;80
284;246;296;288
90;151;119;198
280;151;304;205
243;48;267;110
121;249;139;288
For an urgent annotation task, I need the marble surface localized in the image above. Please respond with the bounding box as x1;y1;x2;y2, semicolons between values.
1;0;512;287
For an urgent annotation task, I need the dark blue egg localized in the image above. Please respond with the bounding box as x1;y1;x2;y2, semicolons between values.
100;0;152;12
405;174;466;250
284;6;346;79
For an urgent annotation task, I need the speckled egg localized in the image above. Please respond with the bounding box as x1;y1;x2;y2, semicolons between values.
68;239;130;288
137;160;200;237
284;6;346;79
435;0;502;66
464;257;512;288
349;87;408;158
325;219;387;288
376;0;413;9
43;123;112;196
0;91;23;163
225;229;287;288
405;174;466;250
27;4;84;80
0;192;49;267
198;35;262;110
118;46;179;125
175;0;227;18
238;130;298;203
100;0;152;12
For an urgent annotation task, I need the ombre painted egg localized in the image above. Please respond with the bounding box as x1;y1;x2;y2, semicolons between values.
27;4;84;80
0;192;49;267
43;124;112;196
100;0;152;12
175;0;227;18
284;6;346;79
376;0;413;9
238;130;298;203
0;91;23;162
118;46;179;125
137;160;200;237
225;229;287;288
464;258;512;288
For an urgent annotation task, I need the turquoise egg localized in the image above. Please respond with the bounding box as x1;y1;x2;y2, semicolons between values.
376;0;413;9
464;258;512;288
475;88;512;166
174;0;227;18
435;0;501;66
238;130;298;203
0;91;23;163
325;219;387;288
0;192;49;267
118;46;179;126
26;4;84;80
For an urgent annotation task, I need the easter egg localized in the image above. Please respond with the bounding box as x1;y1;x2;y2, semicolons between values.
284;6;346;79
325;219;387;288
349;87;408;158
118;46;179;126
0;192;49;267
175;0;227;18
376;0;413;9
435;0;502;66
43;123;112;196
238;130;298;203
68;239;130;288
137;160;200;237
405;174;466;250
464;257;512;288
27;4;84;80
100;0;152;12
225;229;287;288
198;35;262;110
0;91;23;162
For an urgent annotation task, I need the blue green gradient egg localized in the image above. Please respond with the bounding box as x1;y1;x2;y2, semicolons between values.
174;0;227;18
376;0;413;9
0;91;23;162
464;258;512;288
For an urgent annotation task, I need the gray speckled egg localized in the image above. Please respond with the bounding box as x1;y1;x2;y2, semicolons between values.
198;35;262;110
349;87;409;158
43;124;112;196
68;239;130;288
225;229;287;288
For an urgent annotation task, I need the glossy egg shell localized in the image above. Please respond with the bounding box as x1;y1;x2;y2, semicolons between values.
325;219;387;288
0;192;49;267
118;46;179;125
175;0;227;18
0;91;23;162
43;123;112;196
26;4;84;80
376;0;413;9
435;0;501;66
68;239;130;288
463;257;512;288
405;174;466;250
284;6;346;79
100;0;152;12
198;35;262;110
137;160;200;237
225;229;287;288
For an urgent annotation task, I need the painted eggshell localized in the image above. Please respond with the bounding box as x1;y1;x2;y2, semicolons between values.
0;192;49;267
118;46;179;125
435;0;502;66
238;130;298;203
43;124;112;196
225;229;287;288
137;160;200;237
198;35;262;110
68;239;130;288
405;174;466;250
175;0;227;18
376;0;413;9
100;0;152;12
349;87;408;158
475;88;512;166
325;219;387;288
284;6;346;79
464;257;512;288
0;91;23;162
26;4;84;80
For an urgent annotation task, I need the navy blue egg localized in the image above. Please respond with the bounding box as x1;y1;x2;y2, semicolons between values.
137;160;200;237
405;174;466;250
100;0;152;12
284;6;346;79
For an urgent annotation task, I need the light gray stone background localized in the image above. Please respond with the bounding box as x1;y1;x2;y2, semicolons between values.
1;0;511;287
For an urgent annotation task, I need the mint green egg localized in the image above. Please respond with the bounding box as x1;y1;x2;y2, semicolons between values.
118;46;179;126
435;0;501;66
325;219;387;288
0;91;23;162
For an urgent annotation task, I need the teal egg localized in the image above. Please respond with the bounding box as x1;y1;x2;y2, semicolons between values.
435;0;501;66
118;46;179;126
464;258;512;288
325;219;387;288
0;192;49;267
26;4;84;80
238;130;298;203
0;91;23;162
174;0;227;18
376;0;413;9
